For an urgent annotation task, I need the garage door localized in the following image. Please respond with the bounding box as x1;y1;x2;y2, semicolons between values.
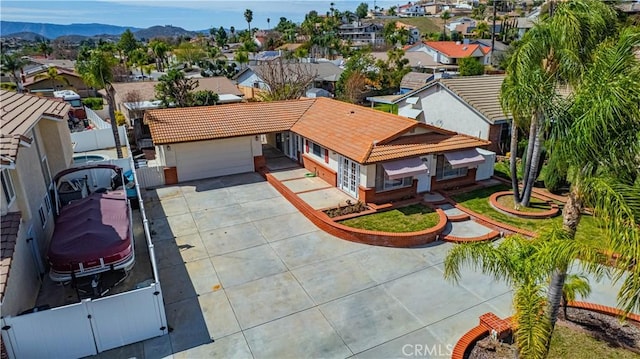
175;137;254;182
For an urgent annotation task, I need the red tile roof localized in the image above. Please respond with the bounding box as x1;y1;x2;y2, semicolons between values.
22;67;82;86
1;212;21;301
1;91;69;166
145;97;489;164
145;99;316;145
424;41;487;58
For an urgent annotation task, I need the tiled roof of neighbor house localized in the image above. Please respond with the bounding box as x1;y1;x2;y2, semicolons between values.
22;67;82;86
145;99;316;145
368;133;490;162
401;72;433;90
439;75;509;123
0;90;69;166
371;51;444;69
242;62;344;83
424;41;488;58
145;97;489;163
111;76;243;103
1;212;21;301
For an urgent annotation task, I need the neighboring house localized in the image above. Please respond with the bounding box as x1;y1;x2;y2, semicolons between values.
400;72;434;93
235;61;343;97
337;21;385;48
406;41;491;66
0;91;73;317
516;17;535;39
22;66;96;98
110;77;244;148
398;2;426;17
395;21;421;44
371;51;458;74
144;97;492;203
447;17;476;32
423;2;446;15
369;75;511;154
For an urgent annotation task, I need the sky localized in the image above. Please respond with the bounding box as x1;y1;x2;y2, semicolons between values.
0;0;400;31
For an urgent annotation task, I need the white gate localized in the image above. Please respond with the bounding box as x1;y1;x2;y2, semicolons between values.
89;283;166;352
2;301;97;358
136;166;165;188
1;283;167;358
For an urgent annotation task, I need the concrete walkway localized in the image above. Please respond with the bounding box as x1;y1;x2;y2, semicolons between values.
90;173;623;359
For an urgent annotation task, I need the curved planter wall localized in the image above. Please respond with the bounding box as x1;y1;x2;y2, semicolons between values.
490;191;560;219
266;173;448;247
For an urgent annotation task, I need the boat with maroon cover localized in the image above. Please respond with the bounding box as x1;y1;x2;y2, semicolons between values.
48;165;135;282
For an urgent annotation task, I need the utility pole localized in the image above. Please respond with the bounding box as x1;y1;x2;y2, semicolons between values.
491;0;497;65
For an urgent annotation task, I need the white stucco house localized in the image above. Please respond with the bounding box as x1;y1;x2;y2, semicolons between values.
368;75;511;154
144;97;494;203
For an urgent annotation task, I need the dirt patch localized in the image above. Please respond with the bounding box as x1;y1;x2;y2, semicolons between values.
467;308;640;359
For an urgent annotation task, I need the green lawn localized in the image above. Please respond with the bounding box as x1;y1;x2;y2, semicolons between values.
548;325;639;359
451;184;605;244
496;193;552;213
339;204;440;232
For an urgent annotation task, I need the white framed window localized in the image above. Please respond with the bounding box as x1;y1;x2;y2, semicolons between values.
436;155;468;181
375;164;413;191
38;205;47;228
311;142;322;157
44;193;51;213
1;169;16;206
42;156;52;189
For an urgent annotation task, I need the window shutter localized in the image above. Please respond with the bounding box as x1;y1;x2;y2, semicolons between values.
305;140;309;153
324;149;329;163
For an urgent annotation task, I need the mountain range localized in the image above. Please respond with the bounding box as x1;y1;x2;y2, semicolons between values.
0;21;209;40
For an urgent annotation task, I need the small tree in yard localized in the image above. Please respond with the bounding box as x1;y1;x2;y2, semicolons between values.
458;57;484;76
155;69;198;107
257;58;317;101
76;49;123;158
192;90;219;106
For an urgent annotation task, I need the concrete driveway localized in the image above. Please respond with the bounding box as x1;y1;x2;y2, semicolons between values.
97;172;620;359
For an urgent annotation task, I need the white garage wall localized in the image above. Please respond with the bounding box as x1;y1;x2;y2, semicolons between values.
173;136;255;182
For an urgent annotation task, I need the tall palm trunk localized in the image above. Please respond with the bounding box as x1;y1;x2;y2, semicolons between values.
521;121;543;207
546;186;583;329
106;84;124;159
509;122;521;204
520;116;538;205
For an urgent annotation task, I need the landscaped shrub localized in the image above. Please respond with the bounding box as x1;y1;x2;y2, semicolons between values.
324;200;368;218
82;97;104;110
0;82;17;91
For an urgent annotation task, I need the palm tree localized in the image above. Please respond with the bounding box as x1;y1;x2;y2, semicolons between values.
244;9;253;36
544;25;640;329
76;49;123;158
560;274;591;320
267;18;271;30
445;236;558;359
234;50;249;69
150;40;170;72
473;21;490;39
230;26;236;42
500;0;618;208
1;54;26;92
37;40;53;59
34;67;70;90
440;11;452;40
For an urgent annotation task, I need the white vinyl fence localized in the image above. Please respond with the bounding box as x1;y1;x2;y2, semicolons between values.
1;283;166;358
71;126;127;153
136;166;165;188
85;107;110;130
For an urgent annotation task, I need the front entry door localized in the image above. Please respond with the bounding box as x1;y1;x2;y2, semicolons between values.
338;156;359;198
